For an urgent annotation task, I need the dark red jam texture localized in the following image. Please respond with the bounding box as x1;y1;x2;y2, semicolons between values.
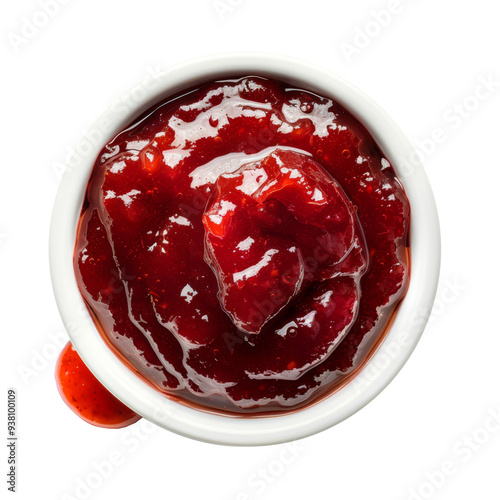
56;341;141;428
74;76;410;414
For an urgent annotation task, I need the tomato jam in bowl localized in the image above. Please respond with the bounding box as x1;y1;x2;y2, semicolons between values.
50;54;440;445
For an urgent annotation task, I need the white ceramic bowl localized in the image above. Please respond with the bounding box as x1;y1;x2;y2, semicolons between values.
49;53;440;446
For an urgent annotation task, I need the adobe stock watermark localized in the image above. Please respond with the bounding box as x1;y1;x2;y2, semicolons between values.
406;405;500;500
7;0;73;54
60;405;172;500
17;330;67;385
340;0;416;63
352;276;466;394
427;277;466;324
396;74;499;179
410;276;467;329
233;440;307;500
212;0;245;21
351;323;415;395
51;65;165;183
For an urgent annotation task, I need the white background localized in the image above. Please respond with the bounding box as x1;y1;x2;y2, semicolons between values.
2;0;500;499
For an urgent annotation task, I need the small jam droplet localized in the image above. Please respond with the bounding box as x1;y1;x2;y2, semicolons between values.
300;102;313;113
342;149;351;158
145;187;159;198
140;145;162;173
55;341;141;429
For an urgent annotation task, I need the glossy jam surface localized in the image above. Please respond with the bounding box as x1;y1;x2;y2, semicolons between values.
74;76;410;414
56;341;141;428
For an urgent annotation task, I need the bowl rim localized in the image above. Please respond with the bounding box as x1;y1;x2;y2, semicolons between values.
49;52;440;446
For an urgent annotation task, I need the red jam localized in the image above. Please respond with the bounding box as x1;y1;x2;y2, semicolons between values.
56;341;141;428
71;76;410;414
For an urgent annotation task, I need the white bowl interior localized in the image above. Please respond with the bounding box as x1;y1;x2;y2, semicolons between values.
49;53;440;446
